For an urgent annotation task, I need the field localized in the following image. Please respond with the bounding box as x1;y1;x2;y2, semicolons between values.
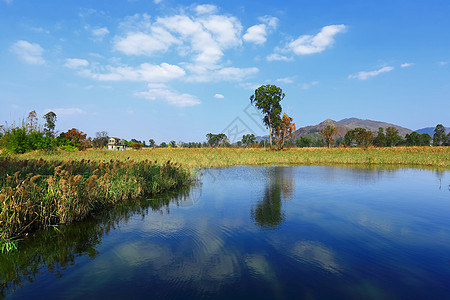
13;146;450;168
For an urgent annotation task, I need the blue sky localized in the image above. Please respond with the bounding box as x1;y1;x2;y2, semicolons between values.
1;0;449;143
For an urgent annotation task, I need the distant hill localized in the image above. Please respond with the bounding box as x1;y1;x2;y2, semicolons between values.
415;127;450;136
292;117;413;140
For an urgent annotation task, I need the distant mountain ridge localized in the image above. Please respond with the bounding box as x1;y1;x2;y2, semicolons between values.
415;127;450;136
292;117;413;140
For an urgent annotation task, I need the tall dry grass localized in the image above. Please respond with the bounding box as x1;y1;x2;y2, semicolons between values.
16;146;450;168
0;157;193;251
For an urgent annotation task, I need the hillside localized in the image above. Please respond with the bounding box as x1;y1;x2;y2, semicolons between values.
415;127;450;136
292;117;413;140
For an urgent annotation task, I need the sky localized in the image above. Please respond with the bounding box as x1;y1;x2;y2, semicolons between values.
1;0;449;144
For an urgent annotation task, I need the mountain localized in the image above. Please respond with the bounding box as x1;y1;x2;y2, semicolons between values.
415;127;450;136
292;117;413;140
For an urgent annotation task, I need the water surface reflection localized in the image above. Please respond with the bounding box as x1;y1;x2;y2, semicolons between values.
2;166;450;299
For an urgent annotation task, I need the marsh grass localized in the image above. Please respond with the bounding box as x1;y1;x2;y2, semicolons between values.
0;157;193;252
17;146;450;168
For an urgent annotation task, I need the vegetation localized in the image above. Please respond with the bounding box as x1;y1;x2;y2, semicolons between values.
0;157;193;252
250;84;284;148
13;146;450;169
319;125;338;148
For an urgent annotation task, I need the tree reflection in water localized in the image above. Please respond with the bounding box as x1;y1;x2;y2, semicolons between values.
0;184;197;298
251;167;294;229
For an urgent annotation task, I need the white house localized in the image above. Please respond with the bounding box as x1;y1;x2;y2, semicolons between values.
107;137;126;151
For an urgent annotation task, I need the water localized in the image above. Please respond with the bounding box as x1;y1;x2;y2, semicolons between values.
2;166;450;299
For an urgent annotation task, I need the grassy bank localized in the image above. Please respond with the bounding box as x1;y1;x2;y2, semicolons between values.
15;146;450;168
0;158;192;252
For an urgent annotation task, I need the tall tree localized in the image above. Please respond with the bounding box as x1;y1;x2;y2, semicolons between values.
385;127;401;147
250;84;284;148
433;124;448;146
319;125;338;148
241;134;256;147
43;111;57;138
353;128;373;148
93;131;108;148
206;133;228;147
274;113;296;149
373;127;386;147
26;110;38;132
148;139;155;148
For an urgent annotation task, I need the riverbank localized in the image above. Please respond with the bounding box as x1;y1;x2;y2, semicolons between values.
14;146;450;168
0;158;193;252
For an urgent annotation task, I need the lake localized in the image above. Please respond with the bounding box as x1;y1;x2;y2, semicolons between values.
2;166;450;299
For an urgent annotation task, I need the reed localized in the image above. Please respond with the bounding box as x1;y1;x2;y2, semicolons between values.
16;146;450;168
0;157;193;252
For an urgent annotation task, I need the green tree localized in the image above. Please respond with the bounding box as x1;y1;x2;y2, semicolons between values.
385;127;401;147
420;133;432;146
295;136;311;147
373;127;386;147
206;133;228;147
353;128;373;148
241;134;256;147
319;125;338;148
343;130;355;147
160;142;167;148
92;131;108;148
43;111;57;138
433;124;448;146
405;132;421;146
148;139;155;148
250;84;284;148
169;140;177;147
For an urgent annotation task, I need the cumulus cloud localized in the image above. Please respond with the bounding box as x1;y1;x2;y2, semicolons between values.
195;4;218;15
114;29;180;55
243;16;278;45
348;66;394;80
92;27;109;40
400;62;414;68
266;53;292;62
114;12;243;80
64;58;89;69
214;93;224;99
135;84;200;107
10;40;45;65
276;77;294;84
289;24;347;55
81;62;186;82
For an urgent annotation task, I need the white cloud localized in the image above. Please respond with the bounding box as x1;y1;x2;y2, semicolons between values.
348;66;394;80
82;62;186;82
289;24;347;55
400;62;414;68
266;53;292;62
92;27;109;40
114;29;180;55
186;66;259;82
243;24;267;44
135;84;200;107
10;40;45;65
3;0;13;4
154;0;162;3
64;58;89;69
195;4;218;15
243;16;278;45
301;81;319;89
438;61;448;66
214;93;224;99
114;12;242;75
276;77;294;84
44;108;86;116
